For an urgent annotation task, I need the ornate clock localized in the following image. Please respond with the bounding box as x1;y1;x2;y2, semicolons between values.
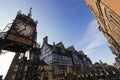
15;22;35;37
5;12;36;48
3;9;37;53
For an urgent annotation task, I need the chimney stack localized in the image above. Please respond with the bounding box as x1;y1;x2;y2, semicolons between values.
43;36;48;44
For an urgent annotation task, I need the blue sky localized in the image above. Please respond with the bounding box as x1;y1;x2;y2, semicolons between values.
0;0;115;78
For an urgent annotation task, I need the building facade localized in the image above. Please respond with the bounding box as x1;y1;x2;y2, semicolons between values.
40;36;93;79
5;47;52;80
5;36;93;80
85;0;120;66
92;61;120;79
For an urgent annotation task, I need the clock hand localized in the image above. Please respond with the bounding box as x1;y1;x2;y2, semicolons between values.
19;26;26;32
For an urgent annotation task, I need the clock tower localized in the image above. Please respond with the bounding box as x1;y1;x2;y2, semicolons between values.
1;8;37;53
4;9;41;80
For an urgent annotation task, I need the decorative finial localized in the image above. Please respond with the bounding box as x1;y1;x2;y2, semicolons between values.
28;7;32;17
17;10;22;15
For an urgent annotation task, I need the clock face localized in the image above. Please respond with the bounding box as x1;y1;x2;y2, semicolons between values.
15;22;35;37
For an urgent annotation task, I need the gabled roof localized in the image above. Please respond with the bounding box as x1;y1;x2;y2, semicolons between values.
94;62;100;66
41;40;53;49
86;57;92;64
56;42;65;49
47;44;53;49
66;46;75;52
55;46;68;55
41;36;87;57
78;50;84;56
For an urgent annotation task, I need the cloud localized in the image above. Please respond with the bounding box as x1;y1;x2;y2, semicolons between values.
78;19;107;54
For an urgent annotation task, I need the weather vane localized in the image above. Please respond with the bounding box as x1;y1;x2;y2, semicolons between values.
28;7;32;17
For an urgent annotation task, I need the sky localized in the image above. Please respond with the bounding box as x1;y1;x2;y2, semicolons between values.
0;0;115;78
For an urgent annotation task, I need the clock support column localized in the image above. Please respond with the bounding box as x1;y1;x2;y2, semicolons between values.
15;53;27;80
